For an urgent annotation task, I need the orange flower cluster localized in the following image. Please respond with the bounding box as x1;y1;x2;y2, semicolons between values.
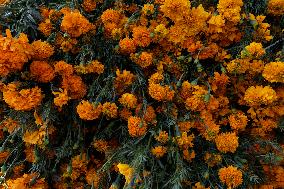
218;166;243;188
30;61;55;83
2;83;43;111
127;116;147;137
215;132;239;153
76;100;102;120
0;29;33;76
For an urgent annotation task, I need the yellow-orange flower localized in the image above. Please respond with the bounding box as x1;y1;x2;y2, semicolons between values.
38;19;53;36
54;60;74;76
117;163;134;184
114;69;136;94
0;29;33;76
148;83;175;101
23;126;46;145
175;132;195;149
155;131;169;143
127;116;147;137
7;173;48;189
218;166;243;188
268;0;284;16
119;93;138;109
242;42;265;58
31;40;54;60
244;86;277;106
82;0;97;12
101;9;121;24
53;88;70;108
62;75;87;99
30;61;55;83
151;146;167;158
2;83;43;111
215;132;239;153
119;37;137;54
262;61;284;83
102;102;118;118
76;100;102;120
142;4;155;15
217;0;243;23
61;11;93;37
75;60;104;74
132;26;151;47
228;111;248;131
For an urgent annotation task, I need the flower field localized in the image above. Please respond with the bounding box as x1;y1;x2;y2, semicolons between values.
0;0;283;188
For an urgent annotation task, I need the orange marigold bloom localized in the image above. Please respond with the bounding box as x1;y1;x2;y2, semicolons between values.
30;61;55;83
178;121;192;133
127;116;147;137
52;88;70;108
268;0;284;16
62;75;87;99
263;61;284;83
228;111;248;131
82;0;97;12
38;19;53;36
142;4;155;15
61;11;93;37
215;132;239;153
155;131;169;143
102;102;118;119
101;9;121;24
54;60;74;76
151;146;167;158
131;52;153;68
31;40;54;60
0;29;33;76
114;69;136;94
132;26;151;47
7;173;48;189
76;100;102;120
2;83;43;111
119;93;138;109
119;37;137;54
148;83;175;101
0;118;20;134
175;132;195;149
117;163;134;184
75;60;104;74
218;166;243;188
217;0;243;23
135;104;156;124
160;0;191;22
154;24;169;38
71;153;88;180
244;86;277;106
23;126;46;145
242;42;265;58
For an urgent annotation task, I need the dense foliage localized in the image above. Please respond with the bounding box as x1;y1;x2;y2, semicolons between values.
0;0;283;188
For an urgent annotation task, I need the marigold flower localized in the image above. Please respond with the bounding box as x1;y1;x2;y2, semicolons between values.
135;104;156;124
119;37;137;54
75;60;104;74
132;26;151;47
268;0;284;16
217;0;243;23
228;111;248;131
119;93;138;109
0;29;33;76
93;139;109;152
148;83;175;101
62;75;87;99
54;61;74;76
23;126;46;145
142;4;155;15
244;86;277;106
102;102;118;119
82;0;97;12
117;163;134;184
242;42;265;58
30;61;55;83
155;131;169;143
101;9;121;24
53;88;70;108
31;40;54;60
7;173;48;189
0;118;20;134
76;100;102;120
175;132;195;149
61;11;93;37
262;61;284;83
119;107;132;120
160;0;191;22
151;146;167;158
218;166;243;188
127;116;147;137
2;83;43;111
215;132;239;153
131;52;153;68
38;19;53;36
154;24;169;37
114;69;136;94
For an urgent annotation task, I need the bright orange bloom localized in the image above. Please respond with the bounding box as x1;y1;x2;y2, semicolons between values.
215;132;239;153
127;116;147;137
218;166;243;188
30;61;55;83
76;100;102;120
